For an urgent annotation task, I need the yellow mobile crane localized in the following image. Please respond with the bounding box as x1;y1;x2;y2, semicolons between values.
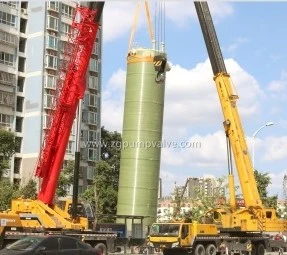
148;2;287;255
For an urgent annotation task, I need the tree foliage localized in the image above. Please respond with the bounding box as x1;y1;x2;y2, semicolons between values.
0;129;18;179
172;177;229;222
254;169;277;208
0;178;38;210
0;179;16;210
80;127;121;221
17;179;37;199
57;160;74;198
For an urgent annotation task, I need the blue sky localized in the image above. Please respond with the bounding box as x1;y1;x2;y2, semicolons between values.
100;1;287;198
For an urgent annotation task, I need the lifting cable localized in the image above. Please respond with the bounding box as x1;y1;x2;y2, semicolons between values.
154;0;166;52
128;0;166;52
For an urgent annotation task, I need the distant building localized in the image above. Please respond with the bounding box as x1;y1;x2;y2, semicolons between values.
187;177;217;199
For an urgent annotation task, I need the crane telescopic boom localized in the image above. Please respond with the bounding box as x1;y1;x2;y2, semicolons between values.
194;1;261;209
36;2;104;205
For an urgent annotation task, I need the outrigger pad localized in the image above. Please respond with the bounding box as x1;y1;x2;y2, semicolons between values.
163;247;189;255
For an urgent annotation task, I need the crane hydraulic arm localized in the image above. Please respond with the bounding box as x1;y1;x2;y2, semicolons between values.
194;1;261;209
36;2;104;205
194;2;287;233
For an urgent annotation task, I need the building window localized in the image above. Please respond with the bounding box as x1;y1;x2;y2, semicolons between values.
88;148;98;161
0;30;18;47
89;94;97;107
0;71;15;86
46;15;59;31
47;1;59;11
0;91;14;107
14;157;21;174
43;93;55;108
0;51;15;67
0;113;12;128
15;137;22;153
87;166;95;180
43;114;51;129
92;42;99;55
61;4;74;19
61;23;71;36
46;35;58;50
0;2;18;8
88;76;98;90
45;55;57;69
89;112;97;125
66;141;74;154
0;11;17;27
89;59;98;72
45;74;57;89
88;130;97;142
60;40;72;53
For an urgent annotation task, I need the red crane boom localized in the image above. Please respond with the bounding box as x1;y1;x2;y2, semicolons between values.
35;5;100;205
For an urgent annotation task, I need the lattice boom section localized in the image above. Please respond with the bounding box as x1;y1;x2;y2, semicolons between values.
36;6;99;204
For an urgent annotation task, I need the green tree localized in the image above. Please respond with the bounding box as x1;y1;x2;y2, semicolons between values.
12;179;38;199
0;179;16;210
18;179;37;199
57;160;74;198
172;177;229;222
0;129;18;179
80;127;121;221
254;169;277;208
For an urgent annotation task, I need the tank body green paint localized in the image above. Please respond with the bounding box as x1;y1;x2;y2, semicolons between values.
117;48;168;229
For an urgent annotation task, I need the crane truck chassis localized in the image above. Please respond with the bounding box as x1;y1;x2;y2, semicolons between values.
147;222;287;255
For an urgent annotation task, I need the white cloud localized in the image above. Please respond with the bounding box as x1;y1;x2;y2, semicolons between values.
267;70;287;96
101;69;126;131
161;130;227;167
164;1;233;28
268;170;287;198
102;58;263;134
227;37;249;53
263;136;287;161
103;2;139;43
163;58;263;138
103;1;234;42
101;58;265;196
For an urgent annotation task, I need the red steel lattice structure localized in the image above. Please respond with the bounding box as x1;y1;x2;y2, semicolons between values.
36;6;99;204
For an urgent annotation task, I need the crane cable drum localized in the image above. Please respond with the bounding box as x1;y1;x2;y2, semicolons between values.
128;1;168;83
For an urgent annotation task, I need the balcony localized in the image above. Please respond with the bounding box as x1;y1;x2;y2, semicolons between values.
0;71;16;86
43;94;55;109
82;111;97;126
0;30;18;47
0;91;15;107
47;2;59;12
87;166;95;180
44;74;57;90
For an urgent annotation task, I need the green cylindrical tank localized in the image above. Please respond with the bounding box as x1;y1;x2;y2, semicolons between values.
117;48;169;230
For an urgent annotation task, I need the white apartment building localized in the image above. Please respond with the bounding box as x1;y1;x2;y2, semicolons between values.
0;1;102;193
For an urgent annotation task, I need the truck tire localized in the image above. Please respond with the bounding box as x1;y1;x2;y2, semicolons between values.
194;244;205;255
205;244;216;255
256;243;265;255
95;243;107;255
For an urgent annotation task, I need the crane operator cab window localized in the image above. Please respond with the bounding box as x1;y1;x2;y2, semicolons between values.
181;225;189;239
67;204;86;217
